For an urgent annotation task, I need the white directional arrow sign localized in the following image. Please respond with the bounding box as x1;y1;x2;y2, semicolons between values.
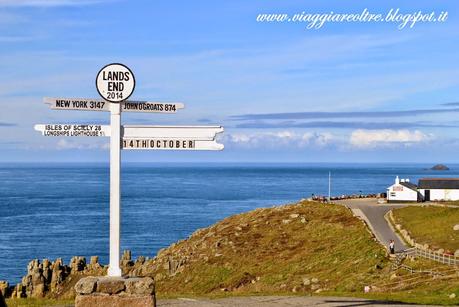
44;97;184;113
121;101;184;113
122;139;223;150
122;125;223;139
44;97;110;111
121;125;224;150
34;124;111;137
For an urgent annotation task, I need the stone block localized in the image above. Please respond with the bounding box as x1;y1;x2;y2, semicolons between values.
125;278;155;295
75;276;155;307
97;277;126;294
75;277;98;294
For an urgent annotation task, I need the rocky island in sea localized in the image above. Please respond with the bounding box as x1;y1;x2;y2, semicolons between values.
431;164;450;171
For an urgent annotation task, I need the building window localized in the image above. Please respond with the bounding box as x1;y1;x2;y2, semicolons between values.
390;192;396;197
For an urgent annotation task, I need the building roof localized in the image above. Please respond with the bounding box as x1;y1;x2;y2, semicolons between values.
418;178;459;189
400;182;418;191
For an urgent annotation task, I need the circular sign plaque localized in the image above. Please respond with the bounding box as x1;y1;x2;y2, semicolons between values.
96;63;135;103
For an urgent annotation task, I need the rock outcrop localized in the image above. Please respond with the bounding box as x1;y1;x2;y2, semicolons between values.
7;255;106;300
0;288;5;307
4;251;149;300
0;280;9;298
431;164;449;171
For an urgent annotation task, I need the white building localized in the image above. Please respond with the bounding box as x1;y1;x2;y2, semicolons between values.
387;176;419;202
386;176;459;202
418;178;459;201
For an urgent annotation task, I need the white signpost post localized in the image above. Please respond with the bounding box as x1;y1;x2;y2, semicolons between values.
35;63;224;277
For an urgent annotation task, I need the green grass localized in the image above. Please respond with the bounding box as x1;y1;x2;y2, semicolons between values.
392;206;459;251
5;298;74;307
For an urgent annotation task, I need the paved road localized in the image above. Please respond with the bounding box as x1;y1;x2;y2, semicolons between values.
335;199;408;252
158;296;435;306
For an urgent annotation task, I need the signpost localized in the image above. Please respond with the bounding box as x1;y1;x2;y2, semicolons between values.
35;63;224;277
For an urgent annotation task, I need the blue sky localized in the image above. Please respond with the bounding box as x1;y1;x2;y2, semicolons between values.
0;0;458;162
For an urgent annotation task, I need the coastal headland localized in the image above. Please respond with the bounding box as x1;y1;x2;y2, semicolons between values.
2;201;459;306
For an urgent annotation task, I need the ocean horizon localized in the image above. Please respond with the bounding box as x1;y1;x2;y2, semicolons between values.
1;162;458;284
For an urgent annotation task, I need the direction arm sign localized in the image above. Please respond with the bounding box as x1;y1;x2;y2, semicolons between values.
122;125;223;139
44;97;110;111
122;139;224;150
122;101;184;113
121;125;224;150
34;124;111;137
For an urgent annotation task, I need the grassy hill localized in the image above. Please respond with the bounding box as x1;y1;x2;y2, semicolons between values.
128;201;388;297
124;201;459;305
391;206;459;252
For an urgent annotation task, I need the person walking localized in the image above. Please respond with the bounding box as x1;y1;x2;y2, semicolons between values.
389;240;395;254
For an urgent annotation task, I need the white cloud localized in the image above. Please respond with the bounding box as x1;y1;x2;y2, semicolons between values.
349;129;432;149
302;132;334;147
0;0;110;7
221;131;337;149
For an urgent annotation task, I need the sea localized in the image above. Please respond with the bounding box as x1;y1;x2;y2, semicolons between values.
1;162;458;284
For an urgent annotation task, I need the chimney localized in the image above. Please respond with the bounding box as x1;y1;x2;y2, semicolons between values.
395;176;400;184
